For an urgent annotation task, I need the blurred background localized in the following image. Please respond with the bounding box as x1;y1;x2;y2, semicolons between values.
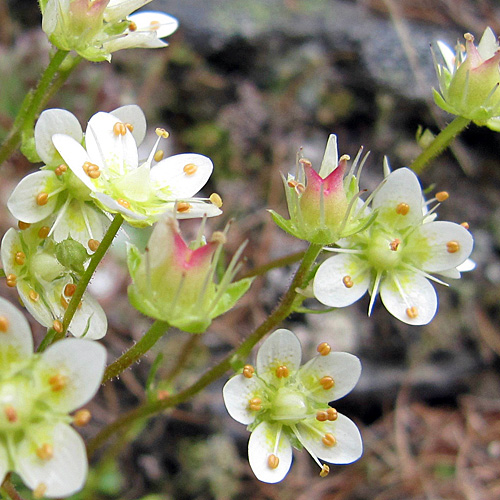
2;0;500;498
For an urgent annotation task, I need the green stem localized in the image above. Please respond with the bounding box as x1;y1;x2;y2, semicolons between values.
103;320;170;383
410;116;471;174
0;49;70;166
38;214;124;350
0;475;26;500
87;243;322;457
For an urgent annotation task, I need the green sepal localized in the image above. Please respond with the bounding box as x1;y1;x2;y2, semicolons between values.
210;277;254;318
127;284;164;321
433;88;457;115
268;209;300;239
20;133;41;163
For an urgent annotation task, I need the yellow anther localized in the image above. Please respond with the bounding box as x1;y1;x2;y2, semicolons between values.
316;411;328;422
6;274;17;287
395;202;410;215
243;364;255;378
317;342;331;356
150;20;161;30
73;409;92;427
299;158;312;168
320;376;335;390
320;464;330;477
183;163;198;175
0;316;9;332
322;432;337;447
38;226;50;239
406;306;418;319
53;320;63;333
18;221;31;230
288;179;298;188
461;222;470;229
29;290;40;302
55;164;67;176
327;407;338;421
129;21;137;31
154;150;164;162
342;275;353;288
36;192;49;206
36;443;54;460
88;170;101;179
339;154;351;162
83;161;100;178
88;239;100;252
64;283;77;297
155;127;169;138
176;202;191;213
48;373;68;392
249;397;262;411
117;198;131;209
4;405;17;423
464;33;474;42
60;295;69;310
15;251;26;265
33;483;47;499
210;193;223;208
113;122;127;136
295;182;306;195
435;191;449;202
446;240;460;253
157;390;170;400
389;238;401;251
276;365;290;378
210;231;227;245
125;123;134;132
268;454;279;469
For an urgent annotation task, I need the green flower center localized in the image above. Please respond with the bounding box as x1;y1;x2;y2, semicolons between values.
270;388;308;423
367;233;403;271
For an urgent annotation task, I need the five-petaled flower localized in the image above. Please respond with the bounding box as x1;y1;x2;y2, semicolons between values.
0;297;106;498
223;329;362;483
313;167;474;325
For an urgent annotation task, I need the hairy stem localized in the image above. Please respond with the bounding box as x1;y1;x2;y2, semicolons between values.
88;243;322;456
1;475;26;500
410;116;471;174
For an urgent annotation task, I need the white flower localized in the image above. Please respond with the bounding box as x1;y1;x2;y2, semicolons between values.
313;168;474;325
52;109;222;226
0;296;106;498
223;329;362;483
1;225;107;339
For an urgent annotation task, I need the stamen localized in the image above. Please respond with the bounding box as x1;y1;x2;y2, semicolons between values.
88;239;100;252
176;202;191;213
52;320;63;333
154;150;164;162
317;342;331;356
316;411;328;422
288;179;298;188
73;409;92;426
267;454;279;469
48;373;68;392
113;122;127;136
117;198;131;209
33;483;47;499
322;433;337;447
36;443;53;460
243;364;255;378
210;231;226;245
60;295;68;310
406;306;418;319
210;193;223;208
464;33;474;42
29;290;39;302
129;21;137;31
18;221;31;230
150;20;161;30
275;365;290;378
6;274;17;287
155;127;169;139
64;284;77;297
395;202;410;215
295;182;305;195
446;241;460;253
320;464;330;477
0;316;9;332
36;192;49;206
82;161;100;178
389;238;401;251
249;397;262;411
125;123;134;132
157;390;170;400
342;275;354;288
183;163;198;175
461;222;470;229
435;191;449;202
55;164;67;176
4;406;17;422
15;251;26;265
327;407;338;421
319;376;335;390
38;226;50;239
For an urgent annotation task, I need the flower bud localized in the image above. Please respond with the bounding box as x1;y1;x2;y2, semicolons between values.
55;238;89;275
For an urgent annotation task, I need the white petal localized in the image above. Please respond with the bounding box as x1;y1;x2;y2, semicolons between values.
103;31;166;52
298;352;361;403
313;254;370;308
298;413;362;464
35;109;82;165
85;112;138;175
68;293;108;340
17;280;54;329
162;201;223;219
111;105;147;146
371;168;424;228
256;329;302;380
318;134;338;178
380;272;437;325
7;171;59;223
40;338;106;411
436;41;456;73
92;192;147;220
151;153;213;199
52;134;95;190
410;221;474;273
104;0;151;23
1;227;22;276
0;296;34;361
129;11;179;39
248;422;293;483
17;423;87;498
222;374;260;425
478;27;498;60
457;258;476;273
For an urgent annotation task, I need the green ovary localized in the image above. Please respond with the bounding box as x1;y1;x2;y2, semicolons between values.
270;388;309;423
366;234;403;271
